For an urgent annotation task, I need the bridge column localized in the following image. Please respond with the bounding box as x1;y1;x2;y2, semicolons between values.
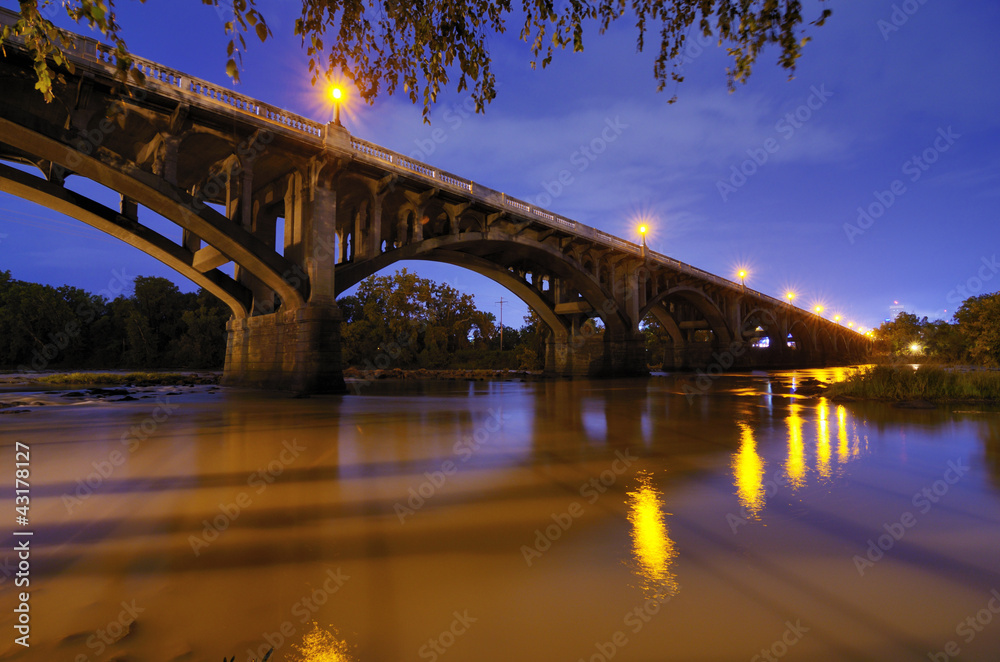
223;164;345;394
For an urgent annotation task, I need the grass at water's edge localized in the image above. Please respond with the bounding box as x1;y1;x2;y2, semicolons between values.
826;365;1000;402
34;371;220;386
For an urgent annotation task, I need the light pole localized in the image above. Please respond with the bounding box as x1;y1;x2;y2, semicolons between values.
638;224;648;257
497;297;506;351
738;269;747;289
329;85;344;126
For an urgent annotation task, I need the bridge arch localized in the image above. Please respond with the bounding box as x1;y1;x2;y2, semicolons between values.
0;116;307;311
334;231;631;337
639;286;733;345
0;162;251;317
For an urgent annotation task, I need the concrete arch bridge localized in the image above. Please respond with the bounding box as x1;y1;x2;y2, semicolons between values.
0;8;870;392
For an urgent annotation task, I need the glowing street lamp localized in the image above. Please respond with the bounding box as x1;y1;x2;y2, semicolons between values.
638;224;648;245
847;321;854;328
910;343;921;353
329;85;344;126
737;269;747;287
813;305;824;315
833;314;841;323
785;291;795;305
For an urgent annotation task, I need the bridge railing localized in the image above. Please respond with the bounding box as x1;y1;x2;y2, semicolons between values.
90;43;325;137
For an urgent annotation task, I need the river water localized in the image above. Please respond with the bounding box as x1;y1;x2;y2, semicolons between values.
1;369;999;661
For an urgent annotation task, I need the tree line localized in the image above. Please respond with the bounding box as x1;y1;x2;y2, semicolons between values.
0;269;547;372
0;270;229;371
874;292;1000;366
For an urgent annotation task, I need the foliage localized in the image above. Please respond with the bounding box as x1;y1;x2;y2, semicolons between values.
341;268;495;368
954;293;1000;367
0;270;229;370
873;312;926;356
9;0;832;117
826;365;1000;402
37;371;218;385
873;293;1000;366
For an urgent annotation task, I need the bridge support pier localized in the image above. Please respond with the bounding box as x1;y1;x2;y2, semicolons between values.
546;331;648;378
222;303;345;393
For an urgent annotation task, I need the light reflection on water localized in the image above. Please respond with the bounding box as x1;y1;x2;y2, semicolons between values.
732;421;766;519
292;623;354;662
784;401;808;491
626;470;678;599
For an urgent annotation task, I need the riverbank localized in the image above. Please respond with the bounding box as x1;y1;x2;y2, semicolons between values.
825;364;1000;402
0;370;220;387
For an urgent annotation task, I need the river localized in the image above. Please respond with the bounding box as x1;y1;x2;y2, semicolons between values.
1;369;999;661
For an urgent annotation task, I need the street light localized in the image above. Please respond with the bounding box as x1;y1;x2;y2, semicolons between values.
833;314;841;323
638;224;648;246
329;85;344;126
785;291;795;304
737;269;747;287
813;305;824;315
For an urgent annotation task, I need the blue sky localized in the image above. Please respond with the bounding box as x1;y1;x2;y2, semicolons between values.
1;0;998;331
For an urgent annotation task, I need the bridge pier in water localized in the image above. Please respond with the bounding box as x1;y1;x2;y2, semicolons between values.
222;303;344;393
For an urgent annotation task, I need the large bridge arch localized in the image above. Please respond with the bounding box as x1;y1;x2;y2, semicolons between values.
335;231;632;337
0;115;307;311
640;286;734;345
0;162;251;317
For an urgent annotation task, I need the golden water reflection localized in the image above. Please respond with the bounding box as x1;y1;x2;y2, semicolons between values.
732;422;766;519
732;396;870;522
816;398;832;481
291;623;355;662
785;402;807;491
837;404;850;463
626;470;679;599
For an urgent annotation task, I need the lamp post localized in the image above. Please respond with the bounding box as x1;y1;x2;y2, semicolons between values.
638;224;648;257
738;269;747;289
329;85;344;126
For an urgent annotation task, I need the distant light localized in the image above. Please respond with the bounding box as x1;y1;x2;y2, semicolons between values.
330;86;343;101
786;291;795;302
814;305;824;314
834;315;841;322
638;224;648;235
738;269;747;280
848;322;854;328
910;343;921;353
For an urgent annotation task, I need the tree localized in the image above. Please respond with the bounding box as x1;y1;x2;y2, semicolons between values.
169;288;232;367
6;0;833;118
874;312;925;357
954;293;1000;367
341;268;493;368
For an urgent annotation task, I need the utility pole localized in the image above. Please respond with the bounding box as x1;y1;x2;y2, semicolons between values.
497;297;506;351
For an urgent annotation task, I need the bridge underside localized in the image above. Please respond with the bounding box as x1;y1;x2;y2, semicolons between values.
0;25;870;391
